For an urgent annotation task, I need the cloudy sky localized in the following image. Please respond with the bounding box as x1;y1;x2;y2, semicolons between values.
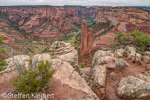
0;0;150;6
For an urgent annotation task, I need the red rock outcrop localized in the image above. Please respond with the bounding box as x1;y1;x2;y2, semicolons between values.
80;20;93;57
96;7;150;34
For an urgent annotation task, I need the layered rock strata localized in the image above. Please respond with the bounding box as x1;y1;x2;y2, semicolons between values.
49;41;79;72
96;7;150;34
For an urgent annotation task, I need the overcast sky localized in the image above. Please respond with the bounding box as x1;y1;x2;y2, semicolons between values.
0;0;150;6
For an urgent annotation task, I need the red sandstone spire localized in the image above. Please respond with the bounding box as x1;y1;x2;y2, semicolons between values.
80;20;88;57
87;28;93;54
80;20;93;57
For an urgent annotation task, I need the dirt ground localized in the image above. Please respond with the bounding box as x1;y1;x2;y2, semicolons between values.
105;57;148;100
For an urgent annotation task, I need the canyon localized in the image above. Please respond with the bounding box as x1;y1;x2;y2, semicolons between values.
1;6;150;100
75;6;96;18
0;6;96;43
0;6;150;45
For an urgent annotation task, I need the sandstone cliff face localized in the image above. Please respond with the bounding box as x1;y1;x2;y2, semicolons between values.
96;7;150;34
75;7;96;18
0;7;81;39
80;20;93;57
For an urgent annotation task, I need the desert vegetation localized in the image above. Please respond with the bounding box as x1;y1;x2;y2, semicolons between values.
0;36;6;71
110;29;150;52
80;63;86;68
11;59;55;98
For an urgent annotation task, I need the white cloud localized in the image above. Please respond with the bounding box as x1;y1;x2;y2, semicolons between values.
0;0;150;6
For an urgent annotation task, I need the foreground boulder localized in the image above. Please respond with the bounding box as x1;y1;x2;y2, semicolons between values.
32;53;51;62
91;50;114;68
5;55;29;69
125;46;136;56
143;56;150;64
124;46;142;64
49;41;79;72
90;65;106;99
124;46;136;62
0;55;30;75
49;59;100;100
135;53;142;65
117;76;150;99
136;71;150;84
90;50;115;99
114;48;125;58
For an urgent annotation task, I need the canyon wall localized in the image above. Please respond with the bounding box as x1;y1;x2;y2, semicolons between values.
96;7;150;34
75;7;96;18
80;20;93;57
0;7;81;40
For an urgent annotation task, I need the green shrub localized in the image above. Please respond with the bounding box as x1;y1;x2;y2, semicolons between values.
109;29;150;51
0;59;6;71
62;34;74;41
74;40;77;44
74;30;78;32
0;36;6;71
11;59;55;98
75;46;77;50
81;63;86;68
